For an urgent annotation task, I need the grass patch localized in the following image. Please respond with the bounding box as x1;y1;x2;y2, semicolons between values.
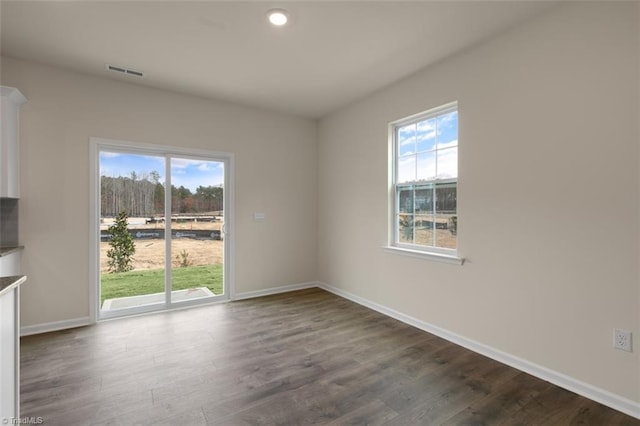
100;264;223;304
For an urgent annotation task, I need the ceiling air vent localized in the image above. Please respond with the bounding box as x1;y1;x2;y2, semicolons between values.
105;64;144;78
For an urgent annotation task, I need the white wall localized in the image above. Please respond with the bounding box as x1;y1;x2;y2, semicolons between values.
0;56;317;328
318;2;640;405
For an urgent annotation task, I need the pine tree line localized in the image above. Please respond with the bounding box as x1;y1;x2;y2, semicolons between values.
101;172;223;217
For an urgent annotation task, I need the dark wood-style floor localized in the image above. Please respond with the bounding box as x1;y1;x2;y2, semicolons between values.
21;288;639;425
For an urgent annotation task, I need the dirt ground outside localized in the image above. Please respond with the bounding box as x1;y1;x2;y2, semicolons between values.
398;215;457;249
415;229;456;248
100;219;223;273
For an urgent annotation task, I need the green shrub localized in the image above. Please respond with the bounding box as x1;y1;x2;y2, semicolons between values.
176;249;192;268
107;211;136;273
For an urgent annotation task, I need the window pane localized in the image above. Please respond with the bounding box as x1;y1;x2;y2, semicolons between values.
436;224;456;249
436;147;458;179
398;124;416;156
435;184;456;215
414;214;434;247
416;118;436;152
398;187;414;213
416;151;436;182
436;110;458;149
170;158;225;304
435;184;457;249
398;214;414;243
414;185;433;214
397;155;416;184
99;152;167;312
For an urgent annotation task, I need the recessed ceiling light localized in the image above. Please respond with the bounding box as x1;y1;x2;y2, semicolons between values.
267;9;288;27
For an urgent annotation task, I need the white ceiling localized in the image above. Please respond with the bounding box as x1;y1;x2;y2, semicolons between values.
0;1;558;119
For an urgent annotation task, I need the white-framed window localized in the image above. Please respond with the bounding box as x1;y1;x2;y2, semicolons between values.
389;102;460;261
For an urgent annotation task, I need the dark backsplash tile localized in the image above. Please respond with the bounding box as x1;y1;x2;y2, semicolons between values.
0;198;19;247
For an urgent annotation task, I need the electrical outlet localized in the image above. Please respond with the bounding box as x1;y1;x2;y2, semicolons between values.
613;329;632;352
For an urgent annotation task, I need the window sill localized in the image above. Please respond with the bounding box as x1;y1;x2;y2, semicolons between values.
383;246;464;265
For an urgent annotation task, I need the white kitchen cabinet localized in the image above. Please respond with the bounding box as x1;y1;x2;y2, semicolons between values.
0;274;25;420
0;86;27;198
0;250;21;276
0;249;23;420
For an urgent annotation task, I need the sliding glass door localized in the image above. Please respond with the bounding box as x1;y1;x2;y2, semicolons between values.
91;139;232;320
99;152;167;312
169;157;225;306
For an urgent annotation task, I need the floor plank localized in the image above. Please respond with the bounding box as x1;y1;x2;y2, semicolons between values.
20;288;639;425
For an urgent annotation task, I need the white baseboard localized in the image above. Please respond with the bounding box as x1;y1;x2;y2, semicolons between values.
317;281;640;420
233;281;318;301
20;316;92;337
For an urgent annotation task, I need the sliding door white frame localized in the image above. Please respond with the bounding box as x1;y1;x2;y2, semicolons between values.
89;137;235;322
